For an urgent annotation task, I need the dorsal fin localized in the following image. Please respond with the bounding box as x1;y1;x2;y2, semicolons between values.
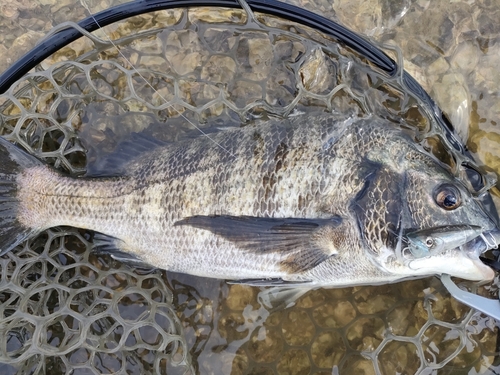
85;132;167;177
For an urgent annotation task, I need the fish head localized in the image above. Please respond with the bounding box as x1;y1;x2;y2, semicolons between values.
354;129;498;281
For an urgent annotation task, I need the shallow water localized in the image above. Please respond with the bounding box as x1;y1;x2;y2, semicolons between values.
0;1;499;374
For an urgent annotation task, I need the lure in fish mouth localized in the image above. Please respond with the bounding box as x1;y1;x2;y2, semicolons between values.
0;113;499;286
406;224;500;260
390;225;498;281
411;226;500;320
406;225;486;258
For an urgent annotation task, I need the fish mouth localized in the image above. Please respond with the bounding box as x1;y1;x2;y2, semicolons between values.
449;228;500;281
401;227;500;281
406;246;496;281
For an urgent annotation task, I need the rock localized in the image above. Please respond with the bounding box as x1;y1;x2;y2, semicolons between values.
201;55;237;84
451;42;481;74
164;30;207;76
431;73;471;142
203;28;237;53
235;34;274;81
299;48;337;95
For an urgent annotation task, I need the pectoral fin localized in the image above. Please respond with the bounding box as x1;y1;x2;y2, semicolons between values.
175;215;342;273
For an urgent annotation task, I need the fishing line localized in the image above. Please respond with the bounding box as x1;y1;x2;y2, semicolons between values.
78;0;237;158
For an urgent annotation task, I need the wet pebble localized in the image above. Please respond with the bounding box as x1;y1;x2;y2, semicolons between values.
386;300;427;336
332;0;382;36
421;325;461;365
311;331;346;368
340;355;376;375
431;73;471;142
312;300;357;329
299;48;337;95
346;317;385;351
451;42;481;75
201;55;237;84
475;9;500;38
247;326;284;363
225;284;258;311
378;341;421;374
474;44;500;94
236;34;274;81
281;309;315;346
229;80;263;108
265;67;297;108
276;349;311;375
203;28;237;53
165;30;207;75
188;7;246;24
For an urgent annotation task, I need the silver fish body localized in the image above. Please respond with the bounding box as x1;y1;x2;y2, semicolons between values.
0;113;497;286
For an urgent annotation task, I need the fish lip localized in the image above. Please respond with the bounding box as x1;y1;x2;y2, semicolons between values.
406;253;495;281
469;258;496;280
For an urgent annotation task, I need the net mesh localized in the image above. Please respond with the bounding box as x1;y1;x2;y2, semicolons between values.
0;5;498;375
0;229;191;374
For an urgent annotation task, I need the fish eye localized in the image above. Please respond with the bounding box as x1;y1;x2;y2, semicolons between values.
425;237;434;248
433;183;462;210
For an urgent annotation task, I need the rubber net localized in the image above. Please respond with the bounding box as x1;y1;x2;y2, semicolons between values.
0;4;498;375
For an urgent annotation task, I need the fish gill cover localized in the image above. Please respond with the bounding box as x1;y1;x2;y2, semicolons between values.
0;0;499;374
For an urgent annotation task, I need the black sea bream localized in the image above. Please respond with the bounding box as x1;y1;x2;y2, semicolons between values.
0;113;497;286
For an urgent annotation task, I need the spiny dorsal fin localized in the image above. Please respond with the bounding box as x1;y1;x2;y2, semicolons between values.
175;215;342;273
85;132;167;177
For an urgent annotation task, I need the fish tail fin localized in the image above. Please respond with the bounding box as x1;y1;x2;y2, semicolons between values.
0;137;42;255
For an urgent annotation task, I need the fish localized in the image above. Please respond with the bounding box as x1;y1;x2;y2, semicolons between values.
0;113;498;286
